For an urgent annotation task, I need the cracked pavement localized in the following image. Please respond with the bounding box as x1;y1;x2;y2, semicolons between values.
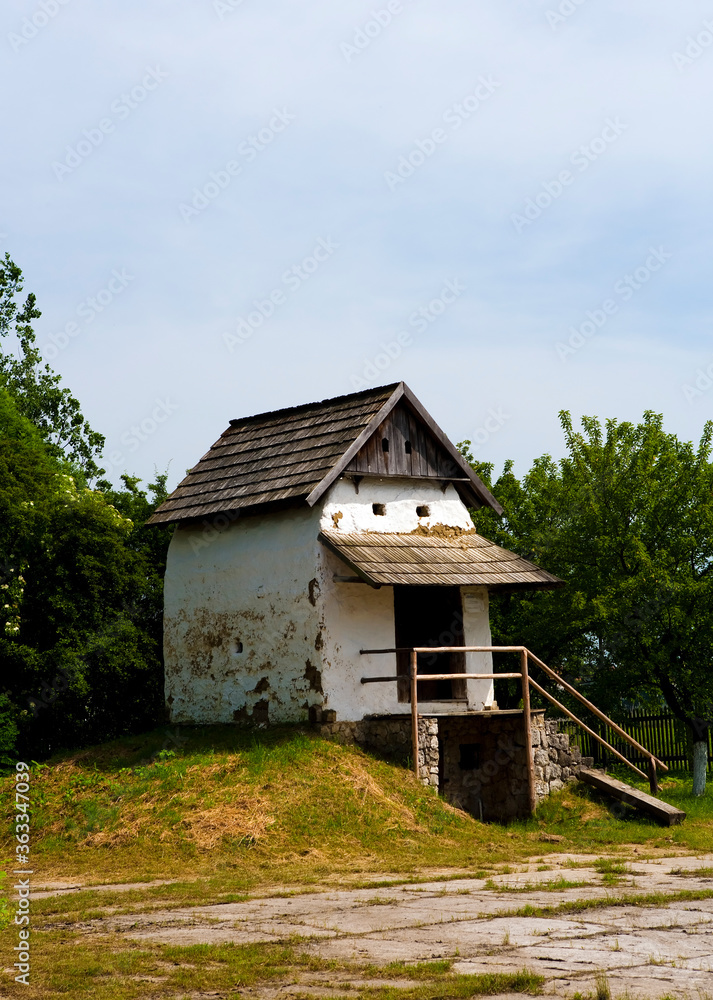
37;854;713;998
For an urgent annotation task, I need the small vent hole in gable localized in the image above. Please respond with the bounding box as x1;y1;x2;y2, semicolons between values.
382;438;389;452
416;505;430;518
372;503;386;516
233;639;244;655
405;440;412;454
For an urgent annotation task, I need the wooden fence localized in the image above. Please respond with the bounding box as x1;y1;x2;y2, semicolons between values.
555;708;713;771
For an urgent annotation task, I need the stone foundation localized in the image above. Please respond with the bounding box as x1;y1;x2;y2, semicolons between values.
316;711;593;821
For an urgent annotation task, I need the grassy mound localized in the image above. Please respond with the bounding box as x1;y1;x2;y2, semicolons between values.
2;724;711;887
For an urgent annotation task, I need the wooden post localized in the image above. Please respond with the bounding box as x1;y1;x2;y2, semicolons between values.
411;649;419;782
648;757;658;796
521;649;537;816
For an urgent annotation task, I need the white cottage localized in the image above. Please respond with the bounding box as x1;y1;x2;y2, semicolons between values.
148;382;559;742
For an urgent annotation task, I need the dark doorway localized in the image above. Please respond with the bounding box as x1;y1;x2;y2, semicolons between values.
394;585;466;702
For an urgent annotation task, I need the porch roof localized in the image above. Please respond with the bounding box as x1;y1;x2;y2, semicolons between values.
320;529;563;590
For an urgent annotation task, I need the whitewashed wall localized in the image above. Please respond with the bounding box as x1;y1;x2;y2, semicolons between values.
321;477;474;534
163;505;324;724
163;474;496;725
318;477;495;716
461;587;495;710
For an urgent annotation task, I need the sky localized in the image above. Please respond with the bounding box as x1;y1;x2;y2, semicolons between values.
2;0;713;490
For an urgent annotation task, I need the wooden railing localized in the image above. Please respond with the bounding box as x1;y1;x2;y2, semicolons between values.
557;709;712;772
359;646;669;810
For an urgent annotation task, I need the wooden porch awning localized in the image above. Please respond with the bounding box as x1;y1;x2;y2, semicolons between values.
320;529;563;589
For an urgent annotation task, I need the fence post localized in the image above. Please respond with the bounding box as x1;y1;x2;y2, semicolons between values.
411;649;419;782
521;649;537;816
648;757;658;796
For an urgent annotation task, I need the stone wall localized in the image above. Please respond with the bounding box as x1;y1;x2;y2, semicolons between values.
532;715;593;802
438;713;530;821
316;715;439;785
316;711;593;821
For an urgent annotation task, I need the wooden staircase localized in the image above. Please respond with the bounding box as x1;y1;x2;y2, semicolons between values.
360;643;687;822
579;767;686;825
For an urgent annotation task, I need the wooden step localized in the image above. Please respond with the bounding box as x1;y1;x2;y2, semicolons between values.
579;768;686;826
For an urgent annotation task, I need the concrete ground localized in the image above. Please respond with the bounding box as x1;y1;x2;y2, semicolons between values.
37;854;713;999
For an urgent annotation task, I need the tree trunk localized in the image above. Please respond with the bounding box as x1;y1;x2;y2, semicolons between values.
692;741;707;796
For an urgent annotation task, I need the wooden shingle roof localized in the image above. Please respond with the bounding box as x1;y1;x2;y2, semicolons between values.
320;530;563;589
148;383;501;525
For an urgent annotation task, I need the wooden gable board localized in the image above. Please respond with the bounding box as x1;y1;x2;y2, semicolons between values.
148;381;502;524
306;384;502;514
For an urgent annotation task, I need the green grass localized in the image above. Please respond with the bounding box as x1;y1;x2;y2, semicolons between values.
2;725;712;894
1;725;713;998
511;887;713;919
350;969;543;1000
484;876;591;893
0;932;544;1000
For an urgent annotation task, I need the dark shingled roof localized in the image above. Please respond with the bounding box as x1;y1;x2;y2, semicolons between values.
147;382;501;525
320;530;563;590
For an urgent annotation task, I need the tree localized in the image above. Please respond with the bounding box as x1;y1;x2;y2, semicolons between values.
0;253;104;481
0;255;173;759
464;412;713;794
0;385;172;757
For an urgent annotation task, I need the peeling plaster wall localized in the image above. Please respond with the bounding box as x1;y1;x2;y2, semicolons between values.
164;476;498;726
321;477;474;534
164;505;324;725
317;477;493;718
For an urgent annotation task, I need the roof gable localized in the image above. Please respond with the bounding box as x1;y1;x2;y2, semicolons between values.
147;382;501;525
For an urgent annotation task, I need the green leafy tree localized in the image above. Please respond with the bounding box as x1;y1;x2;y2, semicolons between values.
0;386;171;757
0;255;173;757
0;253;104;480
462;412;713;794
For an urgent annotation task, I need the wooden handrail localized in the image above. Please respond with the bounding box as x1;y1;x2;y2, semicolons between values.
362;672;522;683
528;676;648;781
365;644;667;800
526;650;668;772
361;646;527;654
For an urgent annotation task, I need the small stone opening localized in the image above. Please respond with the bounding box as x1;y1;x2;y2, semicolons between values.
416;505;430;517
233;639;244;654
372;503;386;516
459;743;481;770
